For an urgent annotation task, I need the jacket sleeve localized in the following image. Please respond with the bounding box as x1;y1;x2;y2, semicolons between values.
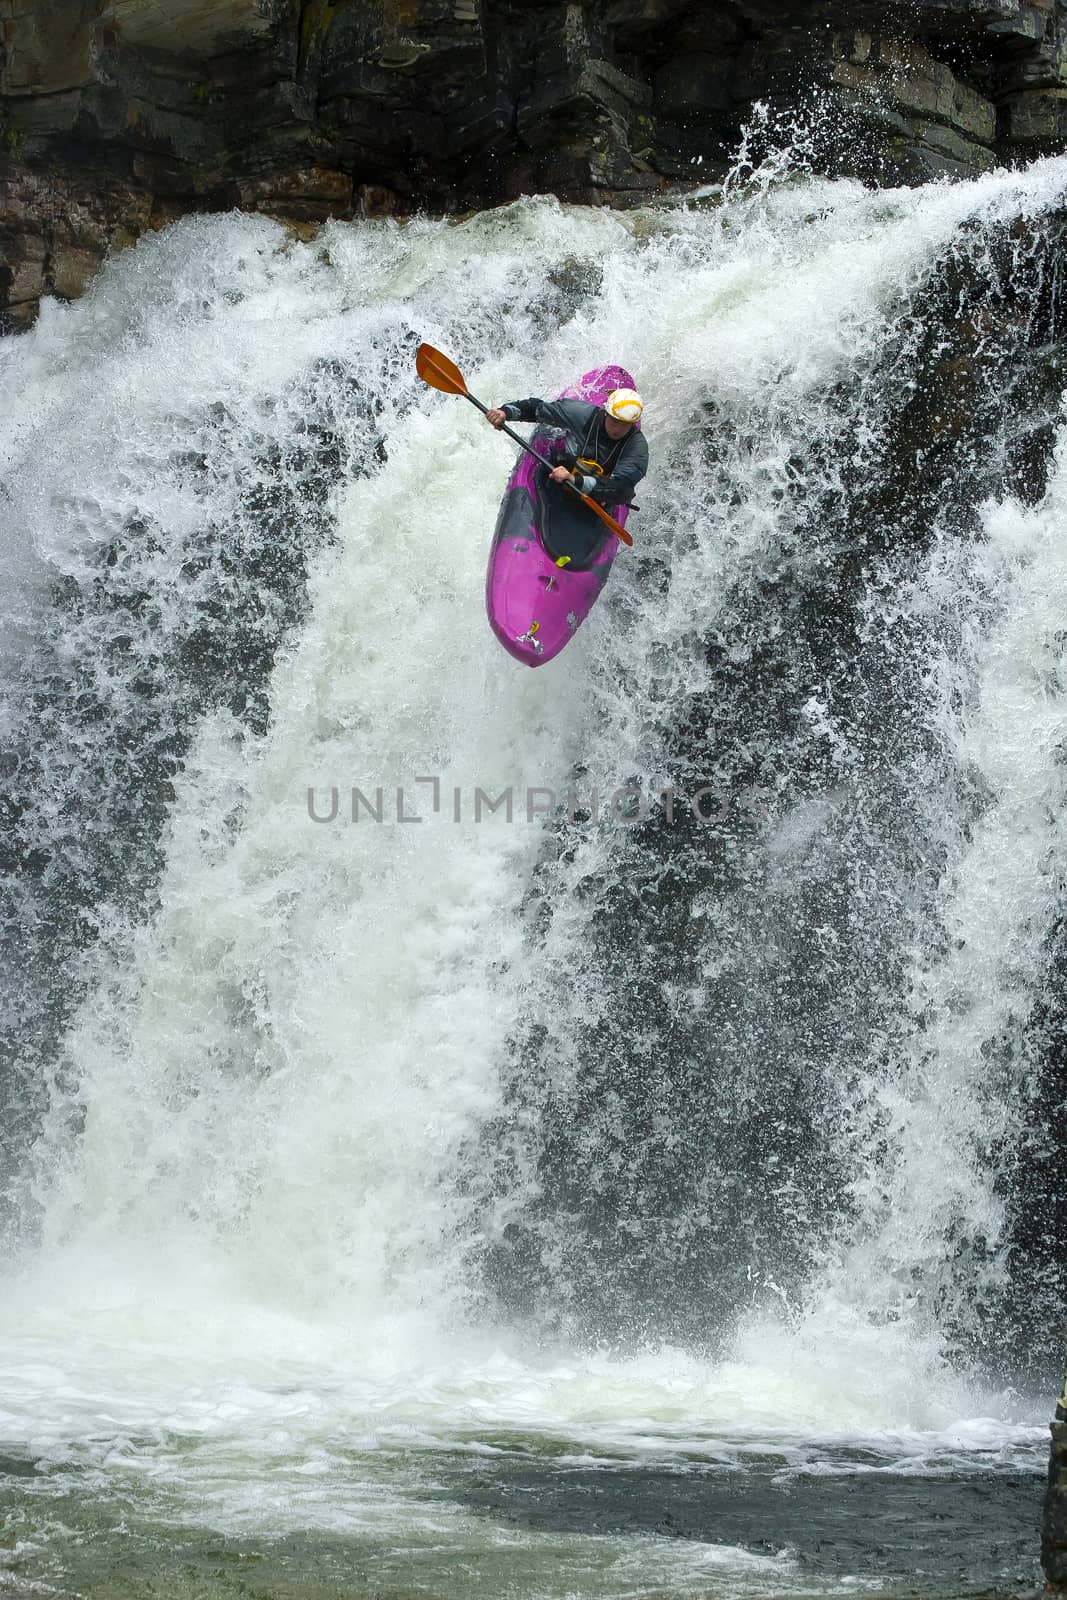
500;397;578;430
586;430;649;506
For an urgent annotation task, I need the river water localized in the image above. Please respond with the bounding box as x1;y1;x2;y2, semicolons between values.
2;155;1066;1597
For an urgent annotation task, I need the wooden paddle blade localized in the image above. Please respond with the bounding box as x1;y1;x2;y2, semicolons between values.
579;491;634;547
416;342;468;396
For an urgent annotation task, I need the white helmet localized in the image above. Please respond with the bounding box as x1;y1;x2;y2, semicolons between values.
605;388;643;424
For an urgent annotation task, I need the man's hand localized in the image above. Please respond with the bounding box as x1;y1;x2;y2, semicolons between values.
549;465;575;486
486;409;507;429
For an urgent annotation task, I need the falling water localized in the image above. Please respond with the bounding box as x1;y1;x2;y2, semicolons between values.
2;157;1066;1597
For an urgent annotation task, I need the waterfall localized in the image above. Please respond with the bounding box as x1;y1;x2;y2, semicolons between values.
1;158;1065;1586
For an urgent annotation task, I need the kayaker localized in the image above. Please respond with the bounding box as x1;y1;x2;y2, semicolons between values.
486;387;648;508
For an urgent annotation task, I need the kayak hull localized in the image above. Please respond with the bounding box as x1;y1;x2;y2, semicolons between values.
485;365;636;667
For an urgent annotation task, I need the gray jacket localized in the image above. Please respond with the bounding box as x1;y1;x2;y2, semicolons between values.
500;396;648;507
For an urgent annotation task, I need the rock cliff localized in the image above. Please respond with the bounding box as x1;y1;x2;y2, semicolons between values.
4;0;1067;324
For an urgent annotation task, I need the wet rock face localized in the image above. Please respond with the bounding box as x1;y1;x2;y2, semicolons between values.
0;160;154;327
1044;1381;1067;1592
2;0;1067;321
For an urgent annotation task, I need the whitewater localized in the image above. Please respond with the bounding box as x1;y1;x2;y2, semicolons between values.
2;154;1067;1597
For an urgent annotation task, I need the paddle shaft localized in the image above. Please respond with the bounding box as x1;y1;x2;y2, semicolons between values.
460;390;557;468
458;390;631;540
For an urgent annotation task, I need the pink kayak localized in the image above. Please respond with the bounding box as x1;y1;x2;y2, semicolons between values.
485;364;637;667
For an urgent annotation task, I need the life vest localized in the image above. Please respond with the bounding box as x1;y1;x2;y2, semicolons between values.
575;413;627;480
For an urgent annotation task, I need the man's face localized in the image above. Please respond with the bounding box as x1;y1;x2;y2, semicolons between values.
604;413;635;441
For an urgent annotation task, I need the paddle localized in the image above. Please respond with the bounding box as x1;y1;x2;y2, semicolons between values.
416;342;634;548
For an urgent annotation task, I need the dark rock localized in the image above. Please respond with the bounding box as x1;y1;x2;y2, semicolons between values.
0;154;154;328
1043;1378;1067;1592
236;163;354;223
